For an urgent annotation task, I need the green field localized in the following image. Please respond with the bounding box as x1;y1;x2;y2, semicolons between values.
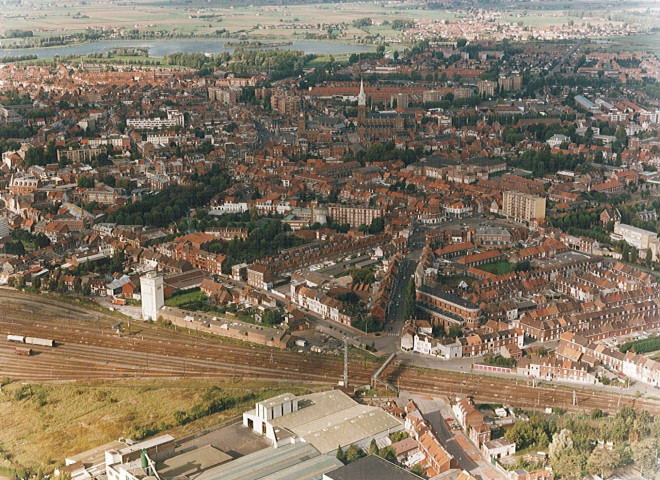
589;33;660;56
438;274;473;288
478;260;517;275
165;290;208;308
0;378;315;474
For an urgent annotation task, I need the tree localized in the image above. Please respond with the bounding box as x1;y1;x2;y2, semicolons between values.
411;464;425;477
404;277;417;320
550;429;574;460
103;175;116;187
615;126;627;145
77;176;95;188
631;438;658;477
630;246;638;263
261;309;283;326
587;446;620;478
552;450;586;480
34;234;50;249
110;248;125;273
336;445;346;465
367;216;385;234
345;444;365;464
369;439;379;456
645;248;652;267
622;243;630;262
379;445;397;463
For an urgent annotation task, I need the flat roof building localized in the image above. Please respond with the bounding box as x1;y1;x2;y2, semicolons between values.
502;191;546;223
323;454;422;480
193;442;342;480
155;445;232;479
243;390;403;455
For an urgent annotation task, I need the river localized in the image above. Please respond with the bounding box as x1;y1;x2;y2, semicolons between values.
0;39;375;59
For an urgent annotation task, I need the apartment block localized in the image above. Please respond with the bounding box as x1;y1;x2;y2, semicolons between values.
502;191;546;222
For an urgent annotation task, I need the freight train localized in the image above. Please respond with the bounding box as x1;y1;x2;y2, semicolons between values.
7;335;55;347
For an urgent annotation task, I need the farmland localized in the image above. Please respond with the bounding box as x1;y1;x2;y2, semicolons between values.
1;0;658;48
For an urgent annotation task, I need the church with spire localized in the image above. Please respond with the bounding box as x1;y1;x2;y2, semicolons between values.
356;79;416;139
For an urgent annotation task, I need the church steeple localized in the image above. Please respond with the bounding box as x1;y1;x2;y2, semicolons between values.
358;79;366;107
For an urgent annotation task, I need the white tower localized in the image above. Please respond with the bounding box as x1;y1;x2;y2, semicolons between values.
140;271;164;321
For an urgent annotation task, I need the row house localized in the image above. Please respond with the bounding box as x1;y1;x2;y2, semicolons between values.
519;315;569;343
559;332;659;388
82;184;121;205
290;283;356;326
370;254;401;323
255;233;393;276
554;274;599;302
418;431;453;477
452;396;491;447
622;352;660;388
204;227;248;241
416;284;482;329
457;249;502;267
516;356;597;384
401;401;454;477
459;328;523;358
558;332;621;371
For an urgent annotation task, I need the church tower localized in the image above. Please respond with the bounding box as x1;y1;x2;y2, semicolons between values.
297;112;306;138
357;79;366;127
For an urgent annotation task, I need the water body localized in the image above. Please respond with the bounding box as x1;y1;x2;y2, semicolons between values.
0;39;375;59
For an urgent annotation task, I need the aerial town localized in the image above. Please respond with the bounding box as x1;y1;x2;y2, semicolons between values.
0;1;659;480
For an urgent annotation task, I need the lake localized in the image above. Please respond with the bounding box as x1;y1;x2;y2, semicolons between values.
0;39;375;59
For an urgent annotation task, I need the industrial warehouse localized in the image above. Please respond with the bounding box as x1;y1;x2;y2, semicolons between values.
242;390;404;454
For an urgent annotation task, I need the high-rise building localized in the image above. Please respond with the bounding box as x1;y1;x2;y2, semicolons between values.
502;191;546;222
477;80;497;97
140;271;164;321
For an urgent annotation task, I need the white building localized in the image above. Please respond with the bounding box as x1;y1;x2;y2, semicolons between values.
481;438;516;461
413;333;439;356
209;202;249;215
612;223;657;250
0;217;9;238
127;110;184;130
242;390;403;454
547;134;570;148
140;271;164;321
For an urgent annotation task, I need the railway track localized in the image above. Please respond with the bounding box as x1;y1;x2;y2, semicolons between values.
0;291;659;415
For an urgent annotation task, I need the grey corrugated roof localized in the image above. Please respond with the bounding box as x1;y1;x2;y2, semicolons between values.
325;455;422;480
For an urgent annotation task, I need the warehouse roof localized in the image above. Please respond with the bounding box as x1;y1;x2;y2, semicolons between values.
269;391;402;454
156;445;231;479
325;455;422;480
193;443;338;480
257;393;296;409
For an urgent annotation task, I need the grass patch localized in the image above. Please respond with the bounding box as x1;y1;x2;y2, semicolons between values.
438;274;472;288
0;378;316;474
165;289;207;308
478;260;516;275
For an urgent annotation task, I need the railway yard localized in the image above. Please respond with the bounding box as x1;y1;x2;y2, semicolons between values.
1;289;659;416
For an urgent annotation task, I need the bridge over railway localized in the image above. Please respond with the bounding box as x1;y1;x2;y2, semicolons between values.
371;352;398;393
